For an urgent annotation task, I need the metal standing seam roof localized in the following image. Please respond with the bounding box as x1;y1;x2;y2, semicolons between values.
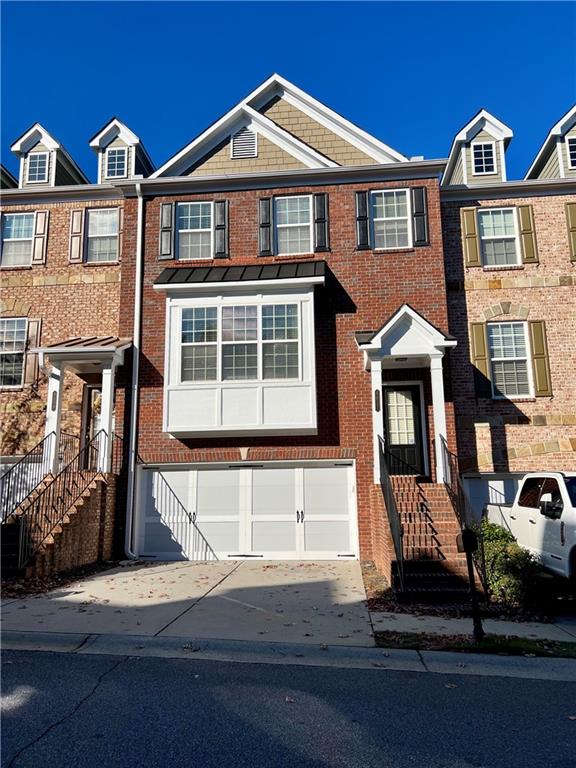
154;260;327;285
39;336;132;351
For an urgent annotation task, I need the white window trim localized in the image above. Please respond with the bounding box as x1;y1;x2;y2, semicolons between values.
274;195;314;257
488;321;534;400
566;136;576;170
0;212;35;268
26;152;49;184
177;300;302;385
370;188;413;251
176;201;214;261
84;207;120;264
104;146;128;179
478;206;521;269
471;141;497;176
230;128;258;159
0;317;28;390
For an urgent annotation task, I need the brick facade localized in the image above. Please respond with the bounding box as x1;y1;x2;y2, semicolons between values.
120;176;455;562
442;192;576;473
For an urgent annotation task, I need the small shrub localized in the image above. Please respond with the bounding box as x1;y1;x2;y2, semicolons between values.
479;519;541;609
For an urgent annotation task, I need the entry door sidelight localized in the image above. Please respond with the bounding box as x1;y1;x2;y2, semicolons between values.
383;385;425;475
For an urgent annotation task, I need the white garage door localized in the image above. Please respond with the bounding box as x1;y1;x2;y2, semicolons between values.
136;463;357;560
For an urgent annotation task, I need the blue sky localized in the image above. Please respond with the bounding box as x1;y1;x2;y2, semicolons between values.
2;1;574;182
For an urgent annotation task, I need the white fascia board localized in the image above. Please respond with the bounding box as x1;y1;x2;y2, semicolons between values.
89;119;140;150
248;74;408;164
153;276;325;293
455;109;513;143
359;304;455;351
11;123;60;155
525;104;576;179
243;106;337;168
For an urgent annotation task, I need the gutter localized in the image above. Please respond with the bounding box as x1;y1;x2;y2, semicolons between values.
440;177;576;200
124;182;145;559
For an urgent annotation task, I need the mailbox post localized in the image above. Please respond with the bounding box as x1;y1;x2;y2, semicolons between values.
457;527;485;642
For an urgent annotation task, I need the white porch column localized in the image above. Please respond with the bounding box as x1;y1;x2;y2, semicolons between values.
430;354;448;484
44;363;65;475
98;363;116;473
370;359;384;483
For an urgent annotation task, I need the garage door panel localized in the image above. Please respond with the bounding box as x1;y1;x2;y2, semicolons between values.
196;522;240;555
197;469;240;516
303;467;349;516
252;520;297;552
143;522;188;557
252;468;296;516
304;520;351;553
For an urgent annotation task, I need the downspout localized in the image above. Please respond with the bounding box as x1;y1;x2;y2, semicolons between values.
124;183;144;558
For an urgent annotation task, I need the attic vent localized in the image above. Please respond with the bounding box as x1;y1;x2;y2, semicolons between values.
231;127;257;159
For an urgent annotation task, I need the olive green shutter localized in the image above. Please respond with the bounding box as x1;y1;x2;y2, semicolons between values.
470;322;492;397
566;202;576;261
460;207;481;267
518;205;539;264
529;321;552;397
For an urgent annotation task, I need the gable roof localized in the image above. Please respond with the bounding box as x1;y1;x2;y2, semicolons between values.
355;304;456;351
152;74;407;178
10;122;89;184
89;116;155;172
442;108;513;186
525;104;576;179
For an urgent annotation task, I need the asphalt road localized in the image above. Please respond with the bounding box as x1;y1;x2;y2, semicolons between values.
2;650;575;768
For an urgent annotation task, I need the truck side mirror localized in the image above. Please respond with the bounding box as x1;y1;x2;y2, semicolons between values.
540;500;563;520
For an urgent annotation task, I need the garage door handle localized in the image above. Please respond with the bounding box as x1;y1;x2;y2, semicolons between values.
192;511;197;524
301;510;305;522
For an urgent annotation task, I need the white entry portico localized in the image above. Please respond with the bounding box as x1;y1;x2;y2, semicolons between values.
355;305;457;483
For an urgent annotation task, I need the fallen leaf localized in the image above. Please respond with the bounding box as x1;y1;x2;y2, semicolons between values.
285;696;296;704
445;683;457;689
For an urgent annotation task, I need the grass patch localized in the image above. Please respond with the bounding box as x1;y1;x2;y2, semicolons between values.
374;630;576;659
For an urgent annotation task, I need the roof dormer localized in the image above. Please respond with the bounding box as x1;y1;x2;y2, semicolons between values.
89;118;155;183
442;109;513;187
525;104;576;180
10;123;88;188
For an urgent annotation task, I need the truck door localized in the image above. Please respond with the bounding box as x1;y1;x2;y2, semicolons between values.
515;477;544;555
538;477;565;574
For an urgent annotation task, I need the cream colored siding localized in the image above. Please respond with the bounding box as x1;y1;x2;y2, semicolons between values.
450;152;464;185
536;143;561;179
465;130;504;185
186;135;306;176
260;97;375;166
22;142;51;186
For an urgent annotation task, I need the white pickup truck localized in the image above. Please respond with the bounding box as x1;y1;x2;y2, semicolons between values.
485;472;576;579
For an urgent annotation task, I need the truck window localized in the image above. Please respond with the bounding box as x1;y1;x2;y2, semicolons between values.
565;478;576;506
518;477;543;508
539;478;563;508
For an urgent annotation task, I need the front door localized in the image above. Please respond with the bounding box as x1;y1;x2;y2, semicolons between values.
383;385;425;475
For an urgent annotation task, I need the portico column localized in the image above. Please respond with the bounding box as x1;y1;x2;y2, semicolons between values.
98;362;116;473
44;363;65;475
371;358;384;483
430;354;447;484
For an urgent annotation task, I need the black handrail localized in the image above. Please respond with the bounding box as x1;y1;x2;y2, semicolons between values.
16;430;107;569
378;436;404;591
382;446;422;477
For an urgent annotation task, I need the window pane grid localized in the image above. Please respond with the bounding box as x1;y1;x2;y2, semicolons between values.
386;390;416;445
177;203;212;260
106;148;127;178
0;318;27;387
478;208;519;266
27;153;48;182
473;143;495;174
85;209;119;263
488;322;531;397
371;190;410;249
222;343;258;380
1;213;34;267
275;196;312;255
567;138;576;169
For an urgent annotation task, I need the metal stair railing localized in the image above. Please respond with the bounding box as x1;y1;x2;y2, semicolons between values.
14;430;107;570
378;436;404;591
1;432;80;521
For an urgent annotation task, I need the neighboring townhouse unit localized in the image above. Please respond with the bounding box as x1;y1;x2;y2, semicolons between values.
101;75;466;591
441;106;576;515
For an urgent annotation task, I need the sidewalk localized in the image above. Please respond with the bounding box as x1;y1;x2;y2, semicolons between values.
369;610;576;643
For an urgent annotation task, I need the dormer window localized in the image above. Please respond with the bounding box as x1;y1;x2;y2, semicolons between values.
567;137;576;170
105;147;127;178
472;142;496;175
26;152;48;183
231;127;257;159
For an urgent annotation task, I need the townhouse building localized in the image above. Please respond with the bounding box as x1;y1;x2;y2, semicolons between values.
441;106;576;515
1;76;574;589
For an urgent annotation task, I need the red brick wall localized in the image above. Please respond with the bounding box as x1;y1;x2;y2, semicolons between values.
442;193;576;472
120;178;452;560
0;199;123;454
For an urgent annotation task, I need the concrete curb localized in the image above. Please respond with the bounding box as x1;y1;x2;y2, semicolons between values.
3;630;576;681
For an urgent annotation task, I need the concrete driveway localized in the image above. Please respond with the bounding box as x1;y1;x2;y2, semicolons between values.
1;560;374;646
